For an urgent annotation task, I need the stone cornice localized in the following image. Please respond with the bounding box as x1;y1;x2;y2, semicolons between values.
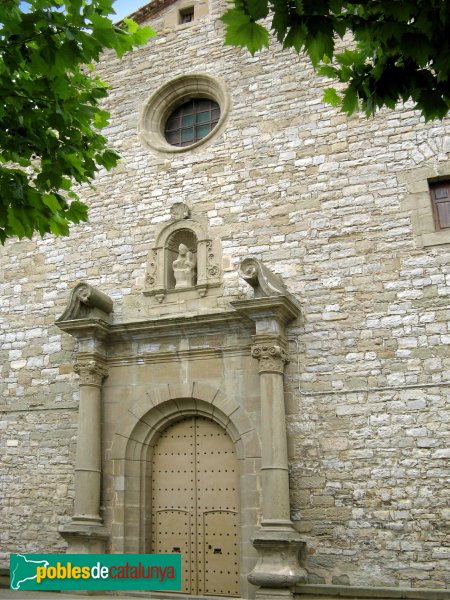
57;310;253;342
231;295;301;326
117;0;177;25
107;345;251;366
56;297;299;369
56;318;111;339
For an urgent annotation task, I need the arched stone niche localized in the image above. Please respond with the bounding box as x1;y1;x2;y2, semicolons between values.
167;228;198;289
144;203;221;302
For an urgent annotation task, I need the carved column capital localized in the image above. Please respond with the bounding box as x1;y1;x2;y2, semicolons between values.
74;360;108;387
251;343;289;373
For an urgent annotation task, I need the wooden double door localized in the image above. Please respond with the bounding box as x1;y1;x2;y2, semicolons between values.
151;417;240;596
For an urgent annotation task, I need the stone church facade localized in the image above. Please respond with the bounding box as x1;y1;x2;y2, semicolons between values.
0;0;449;598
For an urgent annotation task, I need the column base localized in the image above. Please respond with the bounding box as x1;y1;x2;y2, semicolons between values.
255;587;296;600
60;520;109;553
248;527;308;589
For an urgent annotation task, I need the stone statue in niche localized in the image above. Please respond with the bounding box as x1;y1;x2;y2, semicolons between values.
173;243;196;288
143;208;222;300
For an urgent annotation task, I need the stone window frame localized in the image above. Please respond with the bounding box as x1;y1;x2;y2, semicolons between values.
399;160;450;247
139;74;230;154
162;0;209;29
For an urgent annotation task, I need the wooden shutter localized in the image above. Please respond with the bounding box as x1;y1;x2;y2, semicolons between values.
430;181;450;230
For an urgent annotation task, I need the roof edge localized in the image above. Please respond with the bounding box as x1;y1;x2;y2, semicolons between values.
116;0;179;24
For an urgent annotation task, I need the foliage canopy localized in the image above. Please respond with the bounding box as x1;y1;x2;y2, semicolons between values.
0;0;154;243
221;0;450;121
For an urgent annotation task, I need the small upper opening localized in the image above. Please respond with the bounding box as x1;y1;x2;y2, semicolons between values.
179;7;194;24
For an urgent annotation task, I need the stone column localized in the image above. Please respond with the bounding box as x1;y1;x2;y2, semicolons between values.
232;292;308;598
248;336;307;595
251;340;292;527
56;283;113;553
73;360;107;524
60;358;109;553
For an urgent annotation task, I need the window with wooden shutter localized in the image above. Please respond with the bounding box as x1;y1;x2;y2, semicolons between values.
430;181;450;230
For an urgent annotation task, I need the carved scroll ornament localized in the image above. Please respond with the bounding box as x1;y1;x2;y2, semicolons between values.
145;249;158;287
57;283;113;322
240;258;287;298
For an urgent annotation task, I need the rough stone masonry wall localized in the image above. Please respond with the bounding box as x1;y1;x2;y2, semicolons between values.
0;0;449;588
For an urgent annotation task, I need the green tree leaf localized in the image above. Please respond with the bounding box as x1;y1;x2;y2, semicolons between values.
246;0;268;21
307;28;334;66
42;194;62;213
221;9;252;28
0;0;154;244
283;22;308;53
341;85;358;115
322;87;341;107
221;0;450;120
223;10;269;54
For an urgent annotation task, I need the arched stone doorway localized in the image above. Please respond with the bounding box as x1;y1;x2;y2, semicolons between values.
110;388;261;598
151;416;240;596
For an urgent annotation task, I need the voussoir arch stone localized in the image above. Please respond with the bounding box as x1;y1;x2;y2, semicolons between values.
111;381;260;461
